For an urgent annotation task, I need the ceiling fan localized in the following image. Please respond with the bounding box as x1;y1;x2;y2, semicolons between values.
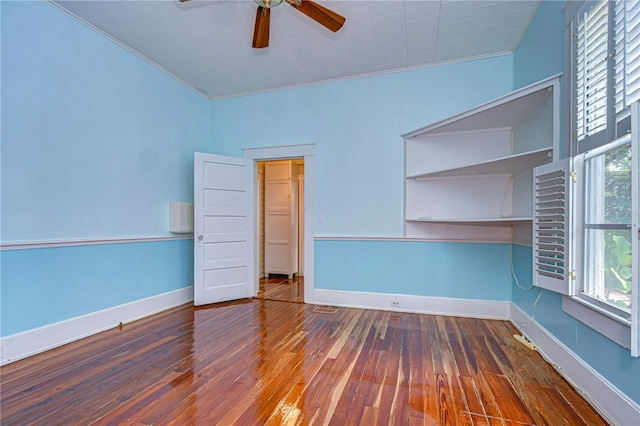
179;0;346;49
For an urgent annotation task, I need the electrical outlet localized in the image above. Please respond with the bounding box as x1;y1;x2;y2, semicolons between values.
390;300;401;308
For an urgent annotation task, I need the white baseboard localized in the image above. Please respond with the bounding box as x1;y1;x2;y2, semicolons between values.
510;303;640;426
0;287;194;366
313;289;510;320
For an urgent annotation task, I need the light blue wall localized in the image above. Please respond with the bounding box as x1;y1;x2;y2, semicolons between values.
2;0;516;340
210;55;515;303
1;1;210;242
1;1;208;336
2;0;636;412
1;240;193;336
210;56;513;236
316;240;510;300
513;1;567;158
513;1;564;90
512;2;640;406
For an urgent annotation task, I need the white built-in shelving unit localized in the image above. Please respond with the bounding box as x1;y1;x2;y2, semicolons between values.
403;75;561;241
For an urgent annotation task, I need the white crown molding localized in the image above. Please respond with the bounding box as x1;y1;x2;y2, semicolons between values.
47;1;207;100
210;52;514;101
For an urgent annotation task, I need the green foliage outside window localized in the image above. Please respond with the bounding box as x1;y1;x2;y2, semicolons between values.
603;144;632;311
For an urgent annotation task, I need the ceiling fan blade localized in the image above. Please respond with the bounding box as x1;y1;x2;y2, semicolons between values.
289;0;345;33
252;6;270;48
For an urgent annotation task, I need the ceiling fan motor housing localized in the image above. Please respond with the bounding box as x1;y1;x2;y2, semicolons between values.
253;0;284;8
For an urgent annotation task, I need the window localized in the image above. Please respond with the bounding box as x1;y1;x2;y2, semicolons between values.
550;0;640;355
575;0;609;142
573;0;640;146
582;136;632;315
614;0;640;115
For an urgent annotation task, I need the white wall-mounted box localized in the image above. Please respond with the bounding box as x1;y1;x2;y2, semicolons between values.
169;202;193;233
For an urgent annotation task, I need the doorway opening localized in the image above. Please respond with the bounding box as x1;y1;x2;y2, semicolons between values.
254;159;304;303
242;143;315;305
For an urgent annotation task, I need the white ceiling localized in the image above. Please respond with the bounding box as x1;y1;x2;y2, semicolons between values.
51;0;541;99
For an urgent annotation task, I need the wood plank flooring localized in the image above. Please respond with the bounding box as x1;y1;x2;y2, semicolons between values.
255;275;304;303
0;299;606;425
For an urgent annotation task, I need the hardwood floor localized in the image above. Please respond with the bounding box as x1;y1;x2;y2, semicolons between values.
0;299;606;425
255;275;304;303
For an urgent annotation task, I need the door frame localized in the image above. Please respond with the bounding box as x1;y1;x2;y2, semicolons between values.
243;144;315;304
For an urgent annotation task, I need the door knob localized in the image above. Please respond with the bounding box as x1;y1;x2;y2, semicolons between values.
198;235;204;241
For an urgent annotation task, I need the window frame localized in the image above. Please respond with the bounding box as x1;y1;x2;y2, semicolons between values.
562;135;634;352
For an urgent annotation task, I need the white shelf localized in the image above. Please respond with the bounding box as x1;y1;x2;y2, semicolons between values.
407;147;552;180
403;74;561;139
403;74;560;240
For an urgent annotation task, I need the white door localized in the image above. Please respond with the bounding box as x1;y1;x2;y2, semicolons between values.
193;153;254;306
265;179;291;275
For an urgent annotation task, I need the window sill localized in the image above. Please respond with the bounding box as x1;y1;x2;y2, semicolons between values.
562;296;631;350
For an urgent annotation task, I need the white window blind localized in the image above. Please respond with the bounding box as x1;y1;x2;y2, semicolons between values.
533;159;577;295
576;0;610;141
614;0;640;113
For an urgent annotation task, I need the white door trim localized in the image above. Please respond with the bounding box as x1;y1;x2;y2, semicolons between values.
243;144;315;304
